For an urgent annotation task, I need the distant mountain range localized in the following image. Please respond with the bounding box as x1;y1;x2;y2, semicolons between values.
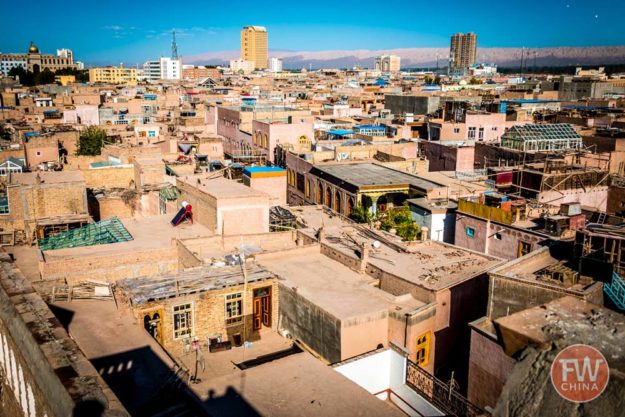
184;46;625;69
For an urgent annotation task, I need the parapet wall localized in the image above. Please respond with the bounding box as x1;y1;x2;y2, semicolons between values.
0;252;128;417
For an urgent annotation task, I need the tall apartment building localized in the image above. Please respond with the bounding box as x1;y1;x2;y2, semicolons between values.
450;32;477;72
241;26;268;70
142;57;182;81
89;66;137;84
374;55;401;73
269;57;283;73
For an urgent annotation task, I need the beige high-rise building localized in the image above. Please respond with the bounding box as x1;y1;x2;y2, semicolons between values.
241;26;268;70
450;32;477;71
374;55;401;73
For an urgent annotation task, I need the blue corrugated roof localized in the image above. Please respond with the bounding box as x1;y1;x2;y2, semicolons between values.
502;99;560;104
243;166;286;175
328;129;353;136
357;125;385;130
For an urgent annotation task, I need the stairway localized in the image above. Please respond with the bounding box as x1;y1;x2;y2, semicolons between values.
605;271;625;311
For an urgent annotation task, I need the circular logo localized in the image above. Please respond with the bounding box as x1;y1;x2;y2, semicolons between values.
550;344;609;403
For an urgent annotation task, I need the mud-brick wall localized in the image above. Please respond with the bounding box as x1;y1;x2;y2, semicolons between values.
40;246;179;284
0;254;128;417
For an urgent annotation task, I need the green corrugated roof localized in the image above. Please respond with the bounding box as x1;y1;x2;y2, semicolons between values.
160;186;179;201
39;216;133;251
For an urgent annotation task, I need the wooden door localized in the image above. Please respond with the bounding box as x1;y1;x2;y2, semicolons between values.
253;298;262;330
261;296;271;327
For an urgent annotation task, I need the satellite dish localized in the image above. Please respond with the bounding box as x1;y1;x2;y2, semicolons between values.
372;240;381;249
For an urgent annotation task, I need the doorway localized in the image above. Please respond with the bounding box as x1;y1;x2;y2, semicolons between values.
253;287;272;330
143;309;163;344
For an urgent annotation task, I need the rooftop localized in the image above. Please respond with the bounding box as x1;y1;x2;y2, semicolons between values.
257;246;425;319
117;264;275;304
9;171;85;186
177;176;269;199
310;163;442;191
42;214;211;258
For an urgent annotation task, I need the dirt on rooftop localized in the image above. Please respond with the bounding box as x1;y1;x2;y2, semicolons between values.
493;297;625;417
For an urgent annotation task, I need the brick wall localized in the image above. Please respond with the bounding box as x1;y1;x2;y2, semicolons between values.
128;279;279;357
40;246;179;284
82;167;135;189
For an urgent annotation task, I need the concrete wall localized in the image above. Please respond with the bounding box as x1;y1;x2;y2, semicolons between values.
334;349;406;399
244;175;287;206
467;325;515;410
385;95;440;116
454;214;548;261
278;283;342;363
487;273;604;320
422;141;475;172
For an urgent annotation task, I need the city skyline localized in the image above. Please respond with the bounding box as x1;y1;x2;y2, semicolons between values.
0;0;623;65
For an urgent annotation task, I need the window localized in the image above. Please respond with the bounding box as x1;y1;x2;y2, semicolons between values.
492;127;498;131
466;227;475;238
453;128;460;134
173;303;193;339
494;232;502;240
415;332;431;367
36;151;41;156
518;241;532;258
468;127;476;140
478;128;484;141
225;292;243;325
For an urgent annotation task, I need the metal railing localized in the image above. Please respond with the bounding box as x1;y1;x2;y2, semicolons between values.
405;360;487;417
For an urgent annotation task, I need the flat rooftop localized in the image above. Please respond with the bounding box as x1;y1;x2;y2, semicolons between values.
495;296;625;356
177;176;269;199
415;171;491;196
322;226;501;291
180;231;300;263
42;214;211;259
52;299;405;417
258;247;424;319
310;163;442;190
9;170;85;185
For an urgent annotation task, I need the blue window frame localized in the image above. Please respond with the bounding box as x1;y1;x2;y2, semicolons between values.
466;227;475;238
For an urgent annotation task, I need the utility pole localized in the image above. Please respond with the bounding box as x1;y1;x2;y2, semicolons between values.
520;47;525;80
171;29;179;60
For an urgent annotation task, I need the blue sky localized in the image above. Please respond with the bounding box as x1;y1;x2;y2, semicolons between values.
1;0;623;65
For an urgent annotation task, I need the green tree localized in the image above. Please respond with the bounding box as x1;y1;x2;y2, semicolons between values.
379;206;420;241
434;76;442;85
35;68;55;85
424;75;433;84
349;205;372;224
77;126;107;156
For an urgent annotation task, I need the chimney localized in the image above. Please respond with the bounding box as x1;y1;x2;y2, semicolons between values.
316;227;325;242
359;241;369;273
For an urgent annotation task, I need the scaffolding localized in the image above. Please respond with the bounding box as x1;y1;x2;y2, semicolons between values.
38;216;133;251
